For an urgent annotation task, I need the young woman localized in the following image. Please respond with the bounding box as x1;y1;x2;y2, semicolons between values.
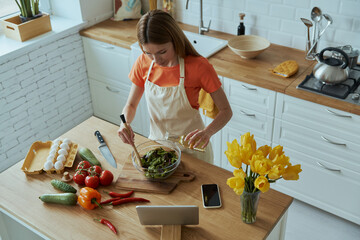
118;10;232;163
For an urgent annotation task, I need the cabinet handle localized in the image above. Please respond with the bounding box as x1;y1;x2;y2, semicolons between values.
321;136;347;146
100;44;114;49
106;86;120;93
241;84;257;91
317;162;341;172
240;110;255;117
325;109;352;118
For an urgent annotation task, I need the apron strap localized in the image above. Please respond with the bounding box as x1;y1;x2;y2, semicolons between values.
146;60;155;82
179;57;185;80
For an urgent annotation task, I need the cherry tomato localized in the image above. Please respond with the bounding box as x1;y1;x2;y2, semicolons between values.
88;165;102;176
85;175;100;189
100;170;114;186
73;170;88;185
76;160;91;171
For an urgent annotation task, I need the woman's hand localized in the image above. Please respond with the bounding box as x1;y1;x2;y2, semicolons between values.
184;129;211;149
118;124;135;145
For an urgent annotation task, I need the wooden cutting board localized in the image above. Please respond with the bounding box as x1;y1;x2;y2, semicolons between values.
114;161;195;194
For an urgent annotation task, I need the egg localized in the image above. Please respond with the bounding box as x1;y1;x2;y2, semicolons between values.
46;154;55;162
49;149;57;156
58;149;68;156
51;144;59;151
57;154;66;162
60;143;70;150
63;138;72;145
43;161;53;170
54;161;64;170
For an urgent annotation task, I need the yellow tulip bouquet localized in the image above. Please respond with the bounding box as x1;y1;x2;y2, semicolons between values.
225;132;302;223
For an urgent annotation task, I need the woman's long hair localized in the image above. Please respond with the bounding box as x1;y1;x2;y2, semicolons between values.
137;10;200;58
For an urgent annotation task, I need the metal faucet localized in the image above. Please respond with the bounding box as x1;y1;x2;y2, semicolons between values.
186;0;211;35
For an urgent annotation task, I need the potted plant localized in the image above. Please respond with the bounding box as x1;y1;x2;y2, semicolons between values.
0;0;51;42
15;0;42;22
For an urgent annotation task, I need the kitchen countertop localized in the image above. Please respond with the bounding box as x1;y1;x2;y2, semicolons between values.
0;117;293;239
80;19;360;115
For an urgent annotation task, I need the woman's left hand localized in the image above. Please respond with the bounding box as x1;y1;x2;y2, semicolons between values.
184;129;211;149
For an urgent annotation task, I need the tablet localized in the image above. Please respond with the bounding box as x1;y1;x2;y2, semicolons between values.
136;205;199;225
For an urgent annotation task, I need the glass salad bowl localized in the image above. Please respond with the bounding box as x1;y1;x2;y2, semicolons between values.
131;140;181;180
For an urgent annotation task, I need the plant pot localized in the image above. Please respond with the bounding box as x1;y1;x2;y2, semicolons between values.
240;190;261;224
0;12;52;42
19;11;43;23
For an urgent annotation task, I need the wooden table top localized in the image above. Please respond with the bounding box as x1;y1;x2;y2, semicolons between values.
79;19;360;115
0;117;293;240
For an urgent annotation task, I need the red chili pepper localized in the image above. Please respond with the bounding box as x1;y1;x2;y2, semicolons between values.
94;218;117;234
105;190;134;198
111;197;150;206
100;197;122;205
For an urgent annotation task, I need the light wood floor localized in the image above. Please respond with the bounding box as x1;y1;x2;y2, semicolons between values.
285;199;360;240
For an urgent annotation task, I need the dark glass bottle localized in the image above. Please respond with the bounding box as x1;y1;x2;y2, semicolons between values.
237;13;245;35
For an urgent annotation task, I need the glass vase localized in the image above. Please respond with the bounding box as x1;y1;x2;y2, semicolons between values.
240;190;261;224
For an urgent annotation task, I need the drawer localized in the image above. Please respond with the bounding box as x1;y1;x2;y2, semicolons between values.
82;37;131;86
224;77;276;116
273;119;360;172
275;93;360;143
89;78;143;135
221;126;271;172
228;104;274;141
271;147;360;225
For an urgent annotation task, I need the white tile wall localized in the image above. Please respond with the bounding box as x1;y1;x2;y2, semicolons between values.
167;0;360;51
0;33;93;173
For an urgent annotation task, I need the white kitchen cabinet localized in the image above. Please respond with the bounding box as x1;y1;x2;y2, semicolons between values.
273;93;360;224
221;124;272;172
221;77;276;171
82;37;144;135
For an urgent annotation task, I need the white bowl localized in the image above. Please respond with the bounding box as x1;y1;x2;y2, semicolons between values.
131;140;181;180
227;35;270;59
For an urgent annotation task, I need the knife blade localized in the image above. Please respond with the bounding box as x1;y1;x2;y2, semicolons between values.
94;130;117;168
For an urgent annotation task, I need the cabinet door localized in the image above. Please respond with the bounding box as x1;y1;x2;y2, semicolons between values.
82;37;131;87
228;104;274;141
224;77;276;116
221;125;271;172
273;119;360;173
89;78;142;134
275;93;360;143
271;146;360;225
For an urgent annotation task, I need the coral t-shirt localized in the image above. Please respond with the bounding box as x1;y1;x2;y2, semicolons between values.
129;54;221;109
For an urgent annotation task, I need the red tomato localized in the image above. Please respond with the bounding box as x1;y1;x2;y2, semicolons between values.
76;161;91;171
88;165;102;176
73;170;88;185
85;175;99;188
100;170;114;186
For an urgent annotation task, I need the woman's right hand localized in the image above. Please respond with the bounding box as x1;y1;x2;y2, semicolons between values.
118;124;135;145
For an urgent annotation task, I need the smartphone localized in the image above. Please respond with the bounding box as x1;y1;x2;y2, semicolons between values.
201;184;222;208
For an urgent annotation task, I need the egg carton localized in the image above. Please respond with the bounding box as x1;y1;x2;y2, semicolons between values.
21;139;78;175
43;141;78;174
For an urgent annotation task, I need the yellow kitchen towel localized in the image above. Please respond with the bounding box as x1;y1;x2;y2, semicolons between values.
270;60;299;78
198;88;219;119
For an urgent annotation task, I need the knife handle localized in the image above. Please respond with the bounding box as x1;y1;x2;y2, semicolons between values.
94;130;105;144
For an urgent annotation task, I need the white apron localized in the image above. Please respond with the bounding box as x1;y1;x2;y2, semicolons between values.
144;57;213;164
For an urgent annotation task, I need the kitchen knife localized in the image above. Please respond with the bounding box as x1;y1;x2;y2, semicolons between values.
94;130;117;168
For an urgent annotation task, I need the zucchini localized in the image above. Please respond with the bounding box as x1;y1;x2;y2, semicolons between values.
51;179;77;193
39;193;77;205
78;147;101;167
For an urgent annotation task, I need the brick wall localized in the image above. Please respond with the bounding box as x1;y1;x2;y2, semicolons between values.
170;0;360;51
0;33;93;172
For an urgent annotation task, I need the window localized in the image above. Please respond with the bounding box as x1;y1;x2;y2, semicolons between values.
0;0;19;18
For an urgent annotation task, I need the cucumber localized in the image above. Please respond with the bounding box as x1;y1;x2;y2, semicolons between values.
78;147;101;167
51;179;77;193
39;193;77;205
